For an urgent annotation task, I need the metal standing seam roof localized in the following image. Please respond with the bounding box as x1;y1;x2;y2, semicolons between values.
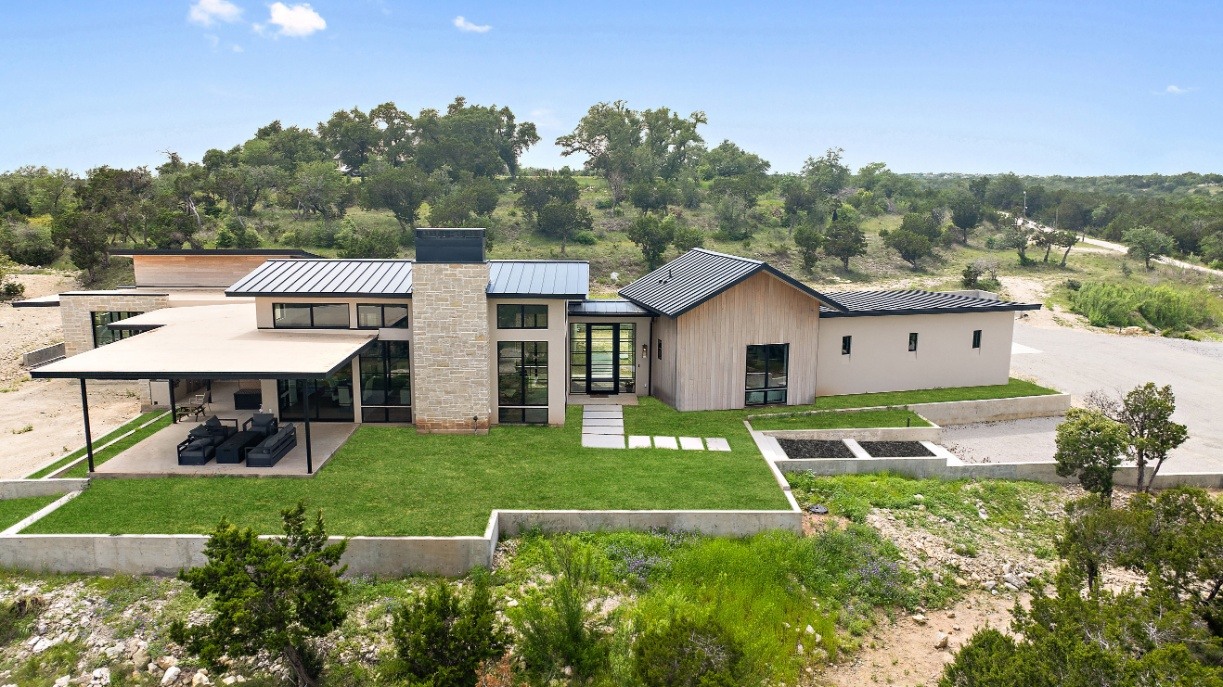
488;261;588;298
618;248;848;318
818;290;1043;317
226;259;415;297
568;299;652;317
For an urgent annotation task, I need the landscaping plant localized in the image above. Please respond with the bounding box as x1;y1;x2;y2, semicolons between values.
1086;383;1188;492
171;502;348;687
1053;408;1128;502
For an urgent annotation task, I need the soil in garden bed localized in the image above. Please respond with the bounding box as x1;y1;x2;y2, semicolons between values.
778;439;856;459
857;440;936;457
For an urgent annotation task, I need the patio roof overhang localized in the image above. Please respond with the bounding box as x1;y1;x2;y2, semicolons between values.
31;303;376;381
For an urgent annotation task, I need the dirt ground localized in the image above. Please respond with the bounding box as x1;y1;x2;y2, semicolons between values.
0;273;142;478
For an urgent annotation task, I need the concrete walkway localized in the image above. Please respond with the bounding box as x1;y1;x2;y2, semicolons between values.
579;404;731;452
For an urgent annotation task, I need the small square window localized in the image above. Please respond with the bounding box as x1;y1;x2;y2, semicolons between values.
972;329;982;349
908;333;919;352
841;335;852;355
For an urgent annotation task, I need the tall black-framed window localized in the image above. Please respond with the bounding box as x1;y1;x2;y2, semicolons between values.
277;366;355;422
358;341;412;423
496;304;548;329
356;304;409;329
908;332;919;352
91;311;142;348
498;341;548;424
972;329;982;349
841;335;852;355
745;343;788;406
273;303;350;329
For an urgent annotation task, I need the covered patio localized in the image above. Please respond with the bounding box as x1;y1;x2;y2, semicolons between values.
31;304;375;476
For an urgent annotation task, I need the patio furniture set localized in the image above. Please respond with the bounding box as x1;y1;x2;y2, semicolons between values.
175;412;297;468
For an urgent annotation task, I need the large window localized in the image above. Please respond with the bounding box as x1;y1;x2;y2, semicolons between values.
745;343;788;406
91;311;142;348
356;304;409;329
359;341;411;423
273;303;350;329
277;364;355;422
498;341;548;424
569;323;635;394
496;304;548;329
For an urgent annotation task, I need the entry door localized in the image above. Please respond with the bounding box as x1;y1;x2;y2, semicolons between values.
587;324;618;394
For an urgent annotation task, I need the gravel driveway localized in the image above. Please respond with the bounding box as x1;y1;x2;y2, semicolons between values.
958;322;1223;473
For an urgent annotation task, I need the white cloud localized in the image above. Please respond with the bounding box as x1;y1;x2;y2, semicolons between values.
1165;84;1190;95
453;15;491;33
231;44;245;53
267;2;326;37
189;0;243;27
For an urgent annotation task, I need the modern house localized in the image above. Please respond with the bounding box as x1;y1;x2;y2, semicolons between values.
31;229;1040;441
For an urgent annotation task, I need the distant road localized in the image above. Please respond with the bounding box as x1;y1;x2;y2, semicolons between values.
1022;219;1223;278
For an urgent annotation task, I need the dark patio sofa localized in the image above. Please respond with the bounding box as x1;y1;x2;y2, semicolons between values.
246;423;297;468
177;416;237;465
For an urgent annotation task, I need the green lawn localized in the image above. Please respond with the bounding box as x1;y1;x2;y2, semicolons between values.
26;412;171;479
27;406;787;537
748;408;930;431
0;495;59;531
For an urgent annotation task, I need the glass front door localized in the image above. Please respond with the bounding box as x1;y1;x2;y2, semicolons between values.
570;323;635;395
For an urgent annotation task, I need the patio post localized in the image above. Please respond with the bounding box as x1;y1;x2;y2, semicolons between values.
302;379;314;474
168;378;177;424
80;378;95;473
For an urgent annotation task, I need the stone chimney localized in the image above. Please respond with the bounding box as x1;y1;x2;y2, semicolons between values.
411;229;491;433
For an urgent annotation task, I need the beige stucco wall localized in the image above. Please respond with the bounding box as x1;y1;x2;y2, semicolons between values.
815;310;1016;396
132;254;279;288
673;272;822;411
60;292;171;357
566;315;653;399
488;299;568;426
412;263;490;433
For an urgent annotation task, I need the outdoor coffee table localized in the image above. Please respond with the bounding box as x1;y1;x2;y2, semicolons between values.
216;431;262;464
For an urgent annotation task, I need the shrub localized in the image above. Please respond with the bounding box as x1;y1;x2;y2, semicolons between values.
0;222;59;266
1070;282;1141;327
570;230;598;246
387;572;507;687
1;280;24;301
633;613;751;687
594;197;614;210
0;595;44;645
336;220;400;259
1070;282;1219;331
513;540;608;683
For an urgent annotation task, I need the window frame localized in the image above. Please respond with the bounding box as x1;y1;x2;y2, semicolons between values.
272;303;351;329
356;303;409;330
745;343;789;406
657;338;663;360
497;341;549;424
972;329;982;349
496;304;549;330
908;332;919;352
91;311;142;348
841;335;852;356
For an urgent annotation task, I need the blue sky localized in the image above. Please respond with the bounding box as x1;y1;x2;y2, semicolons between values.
0;1;1218;176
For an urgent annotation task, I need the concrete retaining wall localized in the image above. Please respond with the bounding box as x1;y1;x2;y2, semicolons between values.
0;480;89;499
496;510;802;538
907;393;1071;426
763;426;941;442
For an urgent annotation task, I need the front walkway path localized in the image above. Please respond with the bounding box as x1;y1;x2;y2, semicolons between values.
579;404;731;452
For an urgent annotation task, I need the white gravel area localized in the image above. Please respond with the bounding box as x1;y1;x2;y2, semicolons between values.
941;417;1061;464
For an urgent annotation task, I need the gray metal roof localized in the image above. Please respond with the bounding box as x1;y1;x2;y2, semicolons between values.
618;248;847;318
568;299;652;317
226;258;588;298
488;261;588;298
226;259;414;297
819;290;1042;317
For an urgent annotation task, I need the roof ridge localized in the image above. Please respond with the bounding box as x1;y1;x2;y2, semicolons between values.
690;247;764;265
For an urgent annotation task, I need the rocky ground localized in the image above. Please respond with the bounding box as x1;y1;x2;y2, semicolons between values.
0;272;143;478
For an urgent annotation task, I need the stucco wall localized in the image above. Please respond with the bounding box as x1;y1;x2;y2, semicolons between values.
412;263;491;432
60;292;171;357
488;299;569;426
815;310;1015;396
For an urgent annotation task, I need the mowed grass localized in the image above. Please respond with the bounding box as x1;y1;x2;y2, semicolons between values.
0;495;59;531
748;408;930;431
26;412;170;479
27;406;787;537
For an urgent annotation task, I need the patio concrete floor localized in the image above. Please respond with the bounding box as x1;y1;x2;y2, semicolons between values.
93;414;356;478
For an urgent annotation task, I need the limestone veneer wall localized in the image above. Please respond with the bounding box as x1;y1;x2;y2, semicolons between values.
60;292;171;357
412;263;491;432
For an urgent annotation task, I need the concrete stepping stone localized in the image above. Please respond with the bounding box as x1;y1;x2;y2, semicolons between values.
583;404;622;413
679;437;705;451
652;436;679;450
583;410;623;419
705;437;731;452
583;425;624;435
583;417;625;427
627;435;652;449
582;434;625;449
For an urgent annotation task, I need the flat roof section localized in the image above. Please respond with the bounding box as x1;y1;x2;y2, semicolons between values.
568;299;652;317
11;294;61;308
31;303;375;380
111;248;318;257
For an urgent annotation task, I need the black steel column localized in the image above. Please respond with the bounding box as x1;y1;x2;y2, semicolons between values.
80;379;95;473
302;380;314;474
168;379;177;424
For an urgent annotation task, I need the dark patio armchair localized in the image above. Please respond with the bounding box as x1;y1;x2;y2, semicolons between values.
187;416;238;448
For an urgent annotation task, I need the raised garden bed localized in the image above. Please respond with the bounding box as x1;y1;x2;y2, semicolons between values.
778;439;856;459
857;440;936;458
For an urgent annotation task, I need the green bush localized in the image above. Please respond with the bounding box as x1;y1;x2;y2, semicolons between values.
633;612;752;687
571;230;598;246
0;223;59;266
513;540;609;683
387;572;506;687
1070;282;1220;331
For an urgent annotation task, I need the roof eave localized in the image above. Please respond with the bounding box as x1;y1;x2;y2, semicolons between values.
821;303;1044;318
